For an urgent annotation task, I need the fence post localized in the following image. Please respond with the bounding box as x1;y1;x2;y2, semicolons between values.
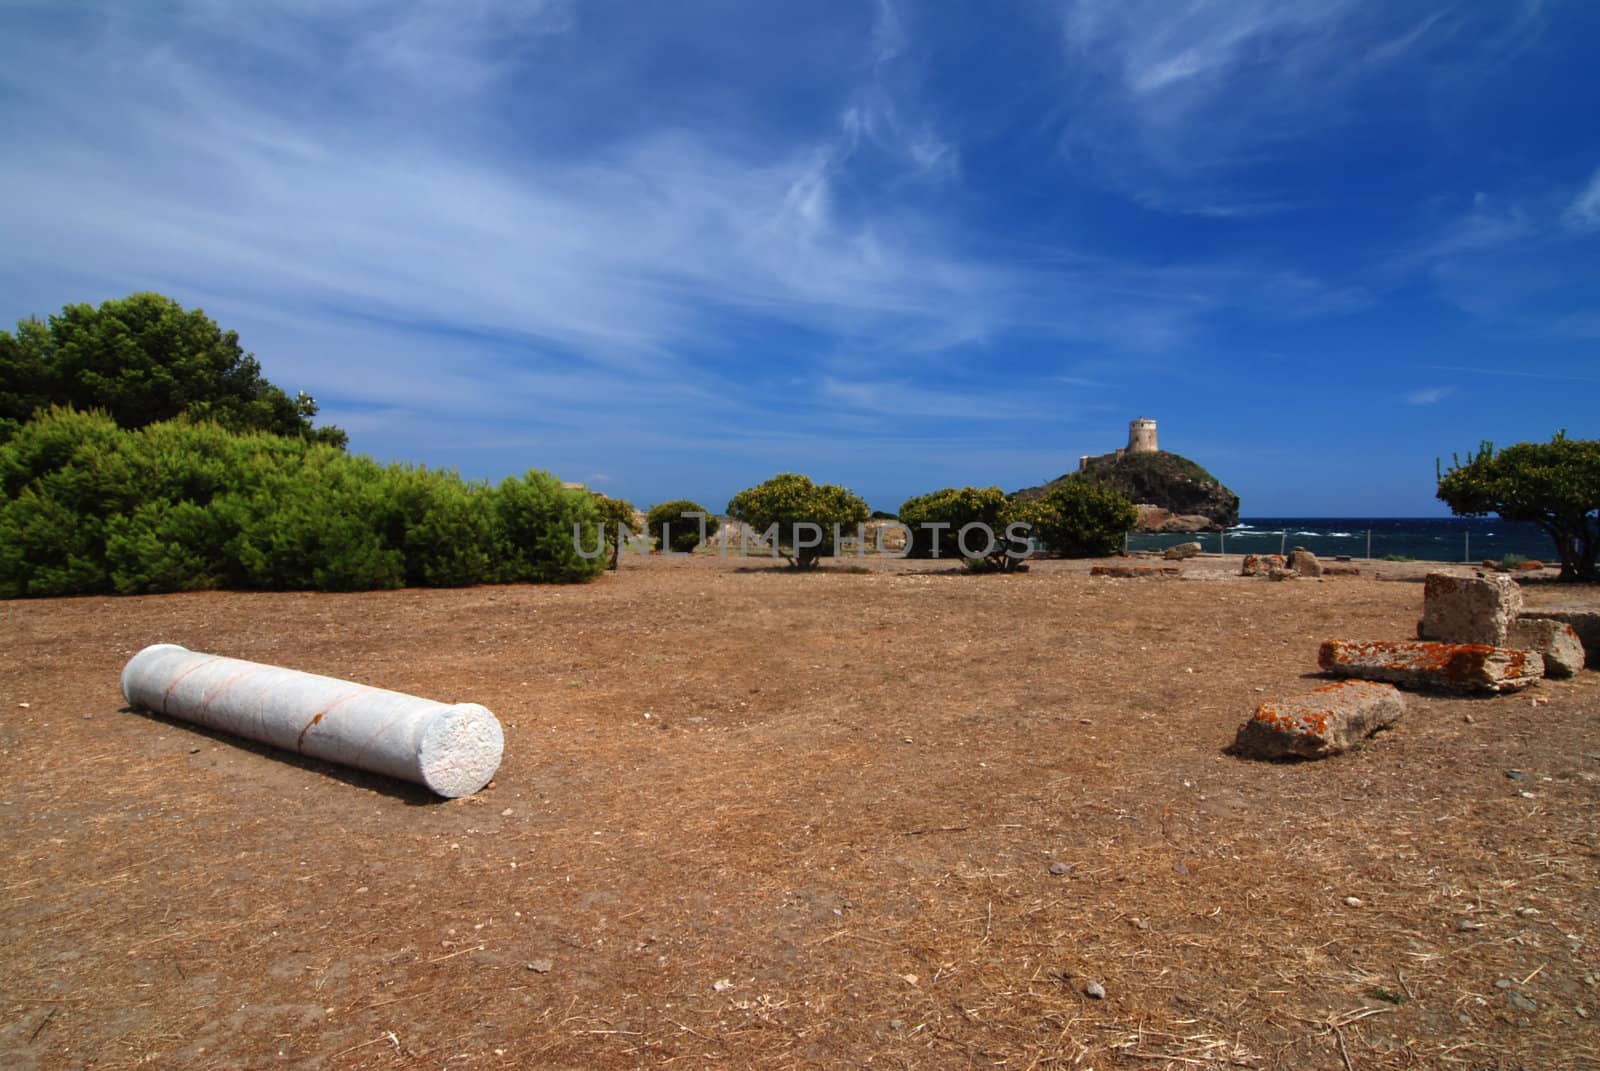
1367;529;1372;561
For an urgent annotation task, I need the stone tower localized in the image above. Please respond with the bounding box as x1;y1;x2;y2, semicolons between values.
1128;417;1158;454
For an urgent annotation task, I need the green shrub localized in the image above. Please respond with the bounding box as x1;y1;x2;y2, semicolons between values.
0;407;602;597
645;498;714;554
897;485;1027;571
594;496;641;569
491;470;605;584
1009;479;1136;558
726;473;869;569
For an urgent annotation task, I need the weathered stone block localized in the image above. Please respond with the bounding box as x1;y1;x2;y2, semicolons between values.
1518;610;1600;668
1163;541;1202;560
1287;548;1322;577
1322;564;1361;577
1318;639;1543;693
1507;618;1585;678
1233;680;1404;760
1090;565;1180;578
1240;554;1285;577
1421;572;1521;645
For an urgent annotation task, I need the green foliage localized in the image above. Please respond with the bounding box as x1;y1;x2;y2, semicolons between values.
897;485;1027;571
0;408;602;598
1009;479;1137;558
1437;433;1600;580
645;499;714;554
1;293;346;447
491;470;605;584
726;473;869;569
594;496;640;569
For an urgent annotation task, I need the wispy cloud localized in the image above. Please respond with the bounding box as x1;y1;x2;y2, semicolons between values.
1404;386;1454;405
1055;1;1549;214
1565;166;1600;232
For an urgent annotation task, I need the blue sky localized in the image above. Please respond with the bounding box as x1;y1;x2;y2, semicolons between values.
2;1;1597;516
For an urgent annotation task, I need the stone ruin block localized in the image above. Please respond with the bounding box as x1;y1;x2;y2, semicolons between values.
1233;680;1404;760
1321;565;1361;577
1518;610;1600;668
1240;554;1285;577
1090;564;1180;578
1420;572;1521;645
1506;618;1585;678
1318;639;1543;694
1162;541;1202;560
1287;548;1322;577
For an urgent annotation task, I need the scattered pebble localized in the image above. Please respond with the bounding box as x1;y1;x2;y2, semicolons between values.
17;702;29;709
81;713;93;720
1585;974;1597;987
1130;918;1150;931
1507;992;1537;1013
1456;919;1484;932
1084;980;1106;1000
1462;713;1474;724
1343;896;1363;908
1495;978;1514;989
901;737;914;744
1516;907;1538;918
1505;770;1530;782
1576;1006;1590;1020
712;978;734;992
500;808;514;817
188;747;201;754
1172;862;1191;877
1518;790;1536;799
888;1019;905;1031
526;959;553;973
1048;861;1070;876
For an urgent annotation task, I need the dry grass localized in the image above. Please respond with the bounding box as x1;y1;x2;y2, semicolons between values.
2;554;1597;1069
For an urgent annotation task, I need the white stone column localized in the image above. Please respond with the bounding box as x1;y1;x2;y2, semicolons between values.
121;644;503;798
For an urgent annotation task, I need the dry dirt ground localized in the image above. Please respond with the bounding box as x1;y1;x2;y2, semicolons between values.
2;554;1598;1070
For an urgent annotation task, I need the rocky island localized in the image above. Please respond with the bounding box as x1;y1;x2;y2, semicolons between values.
1015;418;1241;532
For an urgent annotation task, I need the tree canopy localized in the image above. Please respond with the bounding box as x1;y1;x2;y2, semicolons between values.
646;499;715;554
1437;432;1600;581
0;292;345;446
1009;479;1137;558
897;485;1028;571
726;473;869;569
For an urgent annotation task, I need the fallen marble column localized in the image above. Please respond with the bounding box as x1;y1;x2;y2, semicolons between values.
121;644;503;797
1318;639;1543;694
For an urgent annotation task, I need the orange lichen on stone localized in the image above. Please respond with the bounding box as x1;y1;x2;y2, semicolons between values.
1233;679;1404;760
1317;639;1543;693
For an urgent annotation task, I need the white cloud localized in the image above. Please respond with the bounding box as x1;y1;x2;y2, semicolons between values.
1404;386;1455;405
1565;166;1600;231
1056;1;1548;214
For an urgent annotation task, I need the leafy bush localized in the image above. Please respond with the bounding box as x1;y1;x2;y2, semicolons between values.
1009;479;1136;558
0;408;603;597
645;499;714;554
1438;433;1600;581
594;496;641;569
2;293;345;446
897;485;1027;571
726;473;869;569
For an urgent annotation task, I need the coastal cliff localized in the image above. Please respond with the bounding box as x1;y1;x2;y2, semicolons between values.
1015;450;1240;532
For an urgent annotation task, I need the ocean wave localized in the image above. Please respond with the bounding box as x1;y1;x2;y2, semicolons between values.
1293;530;1320;537
1328;531;1354;538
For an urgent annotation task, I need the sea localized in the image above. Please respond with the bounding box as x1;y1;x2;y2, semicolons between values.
1127;517;1553;564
